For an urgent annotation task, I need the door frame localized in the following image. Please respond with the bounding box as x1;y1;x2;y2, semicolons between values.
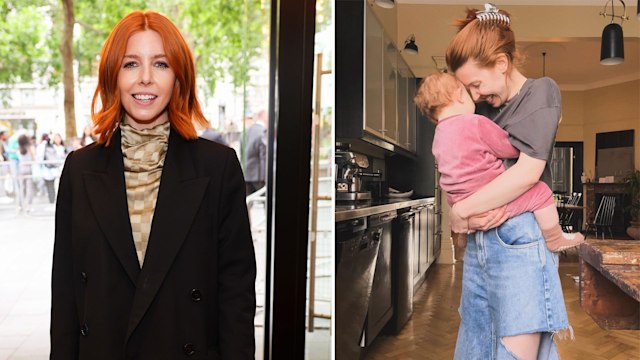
264;0;317;358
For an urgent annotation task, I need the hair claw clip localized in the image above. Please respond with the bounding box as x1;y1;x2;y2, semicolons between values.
476;3;510;25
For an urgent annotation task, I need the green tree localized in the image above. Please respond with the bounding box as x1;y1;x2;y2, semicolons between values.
0;1;50;103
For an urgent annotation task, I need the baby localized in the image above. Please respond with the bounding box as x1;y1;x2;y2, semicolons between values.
416;72;584;252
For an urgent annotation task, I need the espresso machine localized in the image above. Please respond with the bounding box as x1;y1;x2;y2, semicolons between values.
336;143;381;202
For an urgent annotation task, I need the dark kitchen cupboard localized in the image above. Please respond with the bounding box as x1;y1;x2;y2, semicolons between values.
336;1;417;154
382;32;398;143
364;4;383;138
412;199;436;291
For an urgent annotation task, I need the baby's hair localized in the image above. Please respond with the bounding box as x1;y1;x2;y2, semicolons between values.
414;72;460;121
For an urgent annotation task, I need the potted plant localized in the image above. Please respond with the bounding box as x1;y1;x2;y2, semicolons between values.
626;170;640;240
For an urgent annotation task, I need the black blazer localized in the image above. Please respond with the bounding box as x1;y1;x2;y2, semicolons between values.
51;129;256;359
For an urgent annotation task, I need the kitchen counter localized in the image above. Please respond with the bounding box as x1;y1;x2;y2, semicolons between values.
336;197;433;222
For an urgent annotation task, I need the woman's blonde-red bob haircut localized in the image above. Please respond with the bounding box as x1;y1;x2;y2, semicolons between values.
91;10;208;145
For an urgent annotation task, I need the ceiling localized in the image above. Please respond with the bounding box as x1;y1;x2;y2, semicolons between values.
371;1;640;90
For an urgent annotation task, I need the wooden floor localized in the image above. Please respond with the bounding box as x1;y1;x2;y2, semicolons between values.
364;258;640;360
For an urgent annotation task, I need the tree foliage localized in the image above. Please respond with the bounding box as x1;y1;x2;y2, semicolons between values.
0;1;50;84
76;0;265;94
0;0;268;133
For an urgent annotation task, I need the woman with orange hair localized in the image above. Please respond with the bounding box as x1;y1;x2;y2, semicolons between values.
51;11;256;359
443;4;573;360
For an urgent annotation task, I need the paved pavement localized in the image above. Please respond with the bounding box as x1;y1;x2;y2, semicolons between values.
0;201;55;359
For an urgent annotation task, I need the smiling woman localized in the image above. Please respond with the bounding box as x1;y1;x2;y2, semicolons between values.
51;10;256;359
117;30;176;130
91;11;208;145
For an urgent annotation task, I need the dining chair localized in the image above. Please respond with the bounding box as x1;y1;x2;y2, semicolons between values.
585;195;616;240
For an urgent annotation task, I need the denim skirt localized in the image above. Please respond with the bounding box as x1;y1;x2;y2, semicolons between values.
454;212;570;360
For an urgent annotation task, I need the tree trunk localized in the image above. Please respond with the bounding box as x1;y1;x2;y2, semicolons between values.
61;0;77;142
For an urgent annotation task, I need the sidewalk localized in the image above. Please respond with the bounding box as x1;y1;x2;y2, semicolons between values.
0;204;55;359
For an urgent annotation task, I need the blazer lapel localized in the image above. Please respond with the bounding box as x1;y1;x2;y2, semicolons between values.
83;130;140;284
126;131;210;341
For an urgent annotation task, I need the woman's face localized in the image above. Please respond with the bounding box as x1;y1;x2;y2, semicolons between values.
118;30;175;130
53;133;63;145
454;59;508;108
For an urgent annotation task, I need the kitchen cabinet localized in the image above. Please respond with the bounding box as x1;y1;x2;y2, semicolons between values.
364;5;384;139
433;166;442;259
412;199;437;291
406;68;417;153
381;32;398;143
364;6;398;144
412;205;420;282
397;58;409;150
390;208;415;334
336;1;417;154
393;56;418;153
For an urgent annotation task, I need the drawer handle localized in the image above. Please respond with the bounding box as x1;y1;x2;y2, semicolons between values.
381;214;398;222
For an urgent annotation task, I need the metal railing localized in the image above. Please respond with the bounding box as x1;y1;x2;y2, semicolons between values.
0;159;66;215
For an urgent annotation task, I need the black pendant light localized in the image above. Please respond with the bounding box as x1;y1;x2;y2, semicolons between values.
600;23;624;64
599;0;629;65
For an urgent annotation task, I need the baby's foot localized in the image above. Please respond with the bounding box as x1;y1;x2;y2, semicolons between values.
548;232;585;252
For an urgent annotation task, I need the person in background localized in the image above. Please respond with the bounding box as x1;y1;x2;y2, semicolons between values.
16;134;35;213
200;127;229;146
243;110;267;195
444;4;572;359
0;128;7;160
51;10;256;359
51;133;68;160
36;133;60;204
6;132;21;204
79;124;97;147
0;129;10;201
70;137;83;151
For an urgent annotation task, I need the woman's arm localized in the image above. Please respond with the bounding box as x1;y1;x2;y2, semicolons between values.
217;148;256;359
450;152;547;233
50;152;79;359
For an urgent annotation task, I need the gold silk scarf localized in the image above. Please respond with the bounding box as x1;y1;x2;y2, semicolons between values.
120;122;170;267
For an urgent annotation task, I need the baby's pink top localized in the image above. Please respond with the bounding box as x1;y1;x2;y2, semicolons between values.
432;113;553;215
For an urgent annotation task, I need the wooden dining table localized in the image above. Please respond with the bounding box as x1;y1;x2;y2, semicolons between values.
579;240;640;330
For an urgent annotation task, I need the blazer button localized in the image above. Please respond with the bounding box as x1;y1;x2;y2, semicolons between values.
183;343;196;356
80;272;87;283
80;324;89;336
191;289;202;302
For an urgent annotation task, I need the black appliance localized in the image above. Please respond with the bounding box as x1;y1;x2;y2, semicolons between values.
364;210;398;346
335;216;381;359
390;207;416;334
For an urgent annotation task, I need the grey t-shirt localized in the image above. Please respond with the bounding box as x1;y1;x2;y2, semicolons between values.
476;77;561;188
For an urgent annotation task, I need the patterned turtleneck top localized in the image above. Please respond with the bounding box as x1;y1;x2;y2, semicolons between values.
120;121;170;267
